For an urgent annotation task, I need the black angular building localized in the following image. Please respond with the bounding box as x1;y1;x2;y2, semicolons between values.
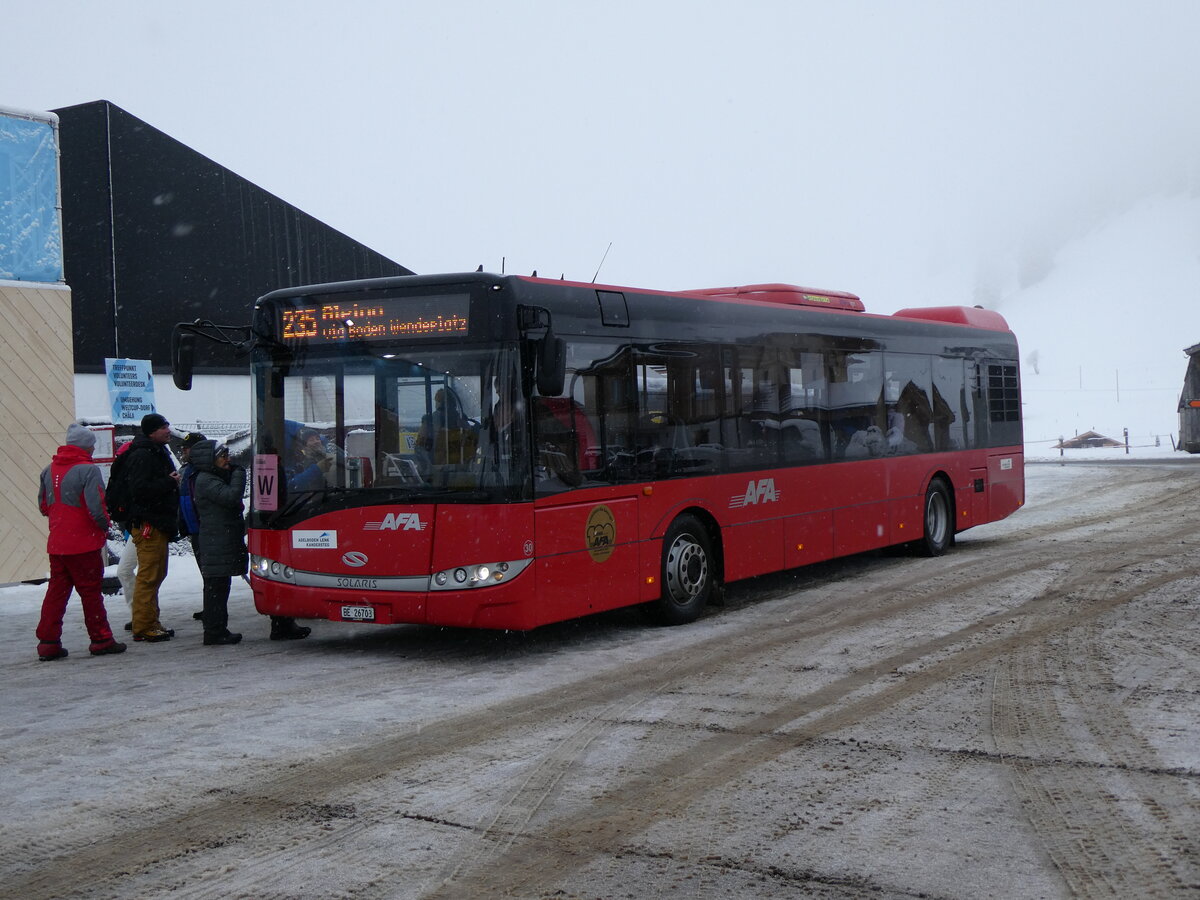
53;100;412;374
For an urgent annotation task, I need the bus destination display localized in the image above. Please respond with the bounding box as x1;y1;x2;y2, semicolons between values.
280;294;469;344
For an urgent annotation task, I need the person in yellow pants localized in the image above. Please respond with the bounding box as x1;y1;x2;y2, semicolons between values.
123;414;180;642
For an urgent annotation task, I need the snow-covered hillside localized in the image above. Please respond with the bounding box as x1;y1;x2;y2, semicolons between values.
997;192;1200;450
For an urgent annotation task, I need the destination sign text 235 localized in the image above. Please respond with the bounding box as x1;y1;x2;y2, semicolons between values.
280;294;469;344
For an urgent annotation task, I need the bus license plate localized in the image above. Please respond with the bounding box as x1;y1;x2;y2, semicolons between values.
341;605;375;621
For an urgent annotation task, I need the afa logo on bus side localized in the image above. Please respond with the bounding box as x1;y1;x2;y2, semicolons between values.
729;478;780;509
585;505;616;563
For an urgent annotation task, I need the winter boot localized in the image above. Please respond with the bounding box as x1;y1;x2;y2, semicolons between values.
89;639;127;656
133;628;172;643
270;618;311;641
37;641;68;662
203;630;242;646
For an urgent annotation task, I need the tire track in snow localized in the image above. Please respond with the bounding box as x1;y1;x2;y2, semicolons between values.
9;467;1200;898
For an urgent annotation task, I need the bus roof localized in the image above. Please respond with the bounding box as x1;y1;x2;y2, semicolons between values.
891;306;1011;332
514;276;1012;331
686;283;865;311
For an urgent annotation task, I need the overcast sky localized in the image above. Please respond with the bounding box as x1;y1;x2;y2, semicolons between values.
6;1;1200;312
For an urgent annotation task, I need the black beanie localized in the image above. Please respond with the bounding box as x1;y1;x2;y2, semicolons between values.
141;413;169;435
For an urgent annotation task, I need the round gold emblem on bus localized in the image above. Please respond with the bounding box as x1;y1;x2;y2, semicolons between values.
585;505;616;563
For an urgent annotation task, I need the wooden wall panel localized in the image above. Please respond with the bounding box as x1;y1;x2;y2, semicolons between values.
0;283;75;584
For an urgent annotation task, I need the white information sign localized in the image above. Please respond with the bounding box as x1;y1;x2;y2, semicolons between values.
104;358;157;424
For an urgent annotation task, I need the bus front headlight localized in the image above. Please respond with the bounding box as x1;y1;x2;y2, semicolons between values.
429;558;532;591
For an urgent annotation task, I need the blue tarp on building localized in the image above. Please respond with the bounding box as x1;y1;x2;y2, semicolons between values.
0;108;63;283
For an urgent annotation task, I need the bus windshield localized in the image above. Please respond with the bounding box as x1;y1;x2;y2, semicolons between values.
251;342;530;523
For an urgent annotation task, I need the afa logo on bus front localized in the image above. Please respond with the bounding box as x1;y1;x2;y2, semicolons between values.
363;513;426;531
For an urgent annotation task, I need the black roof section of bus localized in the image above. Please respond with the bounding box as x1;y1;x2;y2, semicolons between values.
257;272;1019;357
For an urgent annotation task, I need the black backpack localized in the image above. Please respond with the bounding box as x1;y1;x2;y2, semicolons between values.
106;447;134;527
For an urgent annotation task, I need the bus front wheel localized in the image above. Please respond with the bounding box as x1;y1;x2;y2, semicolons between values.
919;478;954;557
650;515;715;625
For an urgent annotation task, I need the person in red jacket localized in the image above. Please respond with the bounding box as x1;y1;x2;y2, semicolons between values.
35;423;126;661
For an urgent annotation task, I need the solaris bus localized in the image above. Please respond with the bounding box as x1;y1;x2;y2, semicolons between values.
172;272;1024;629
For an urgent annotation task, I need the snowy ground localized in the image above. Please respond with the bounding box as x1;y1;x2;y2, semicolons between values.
3;458;1199;898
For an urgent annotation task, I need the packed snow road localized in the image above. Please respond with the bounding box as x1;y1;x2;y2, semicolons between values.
3;461;1199;899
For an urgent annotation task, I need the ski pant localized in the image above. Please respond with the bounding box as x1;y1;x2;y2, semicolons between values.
130;525;169;636
37;550;114;648
117;536;137;609
202;575;231;637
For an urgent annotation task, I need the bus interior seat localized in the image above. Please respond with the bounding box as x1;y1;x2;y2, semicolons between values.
382;453;422;483
432;426;479;466
633;414;726;476
344;456;373;489
779;417;824;460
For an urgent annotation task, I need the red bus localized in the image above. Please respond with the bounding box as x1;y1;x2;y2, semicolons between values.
184;273;1023;630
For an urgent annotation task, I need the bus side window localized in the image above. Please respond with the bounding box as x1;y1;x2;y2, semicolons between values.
571;341;636;483
533;396;585;491
782;351;827;464
969;362;989;448
933;357;967;451
828;349;885;459
723;345;779;471
884;353;934;456
985;362;1021;447
650;344;723;477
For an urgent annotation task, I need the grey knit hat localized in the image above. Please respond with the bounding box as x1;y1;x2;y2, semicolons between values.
65;423;96;450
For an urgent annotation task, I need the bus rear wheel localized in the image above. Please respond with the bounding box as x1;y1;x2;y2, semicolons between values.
650;515;715;625
919;478;954;557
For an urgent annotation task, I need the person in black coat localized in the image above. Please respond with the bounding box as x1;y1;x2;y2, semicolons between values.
189;440;245;644
190;440;311;645
124;413;180;642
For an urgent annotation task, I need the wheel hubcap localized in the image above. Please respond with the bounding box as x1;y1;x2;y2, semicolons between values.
666;535;707;604
926;493;948;545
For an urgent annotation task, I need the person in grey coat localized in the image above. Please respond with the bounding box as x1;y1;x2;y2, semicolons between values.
190;440;311;645
189;440;247;645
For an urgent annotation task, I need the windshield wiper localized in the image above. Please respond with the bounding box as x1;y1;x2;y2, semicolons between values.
268;489;323;523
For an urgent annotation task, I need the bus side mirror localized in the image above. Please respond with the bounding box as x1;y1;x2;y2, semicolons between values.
536;335;565;397
172;327;195;391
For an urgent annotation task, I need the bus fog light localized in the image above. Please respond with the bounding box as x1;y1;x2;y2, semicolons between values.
283;566;294;580
428;558;531;591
